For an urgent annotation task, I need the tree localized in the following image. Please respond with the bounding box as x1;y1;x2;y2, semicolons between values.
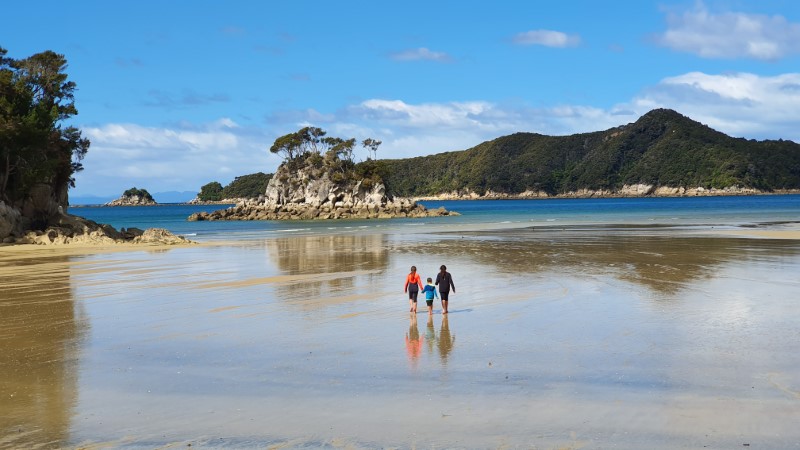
269;126;328;162
362;138;381;160
198;181;224;201
0;47;89;213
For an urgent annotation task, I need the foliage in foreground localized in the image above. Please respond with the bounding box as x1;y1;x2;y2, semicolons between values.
0;47;90;223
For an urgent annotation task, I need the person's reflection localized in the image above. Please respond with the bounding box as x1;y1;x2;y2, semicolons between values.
425;314;436;355
405;314;423;369
437;315;456;365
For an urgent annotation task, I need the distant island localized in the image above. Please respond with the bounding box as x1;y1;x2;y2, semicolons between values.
105;187;157;206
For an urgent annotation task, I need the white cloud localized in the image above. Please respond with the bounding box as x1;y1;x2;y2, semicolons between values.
656;2;800;60
625;72;800;140
74;119;280;196
512;30;581;48
389;47;452;62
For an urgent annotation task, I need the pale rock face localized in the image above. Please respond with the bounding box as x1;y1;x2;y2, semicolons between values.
0;201;23;240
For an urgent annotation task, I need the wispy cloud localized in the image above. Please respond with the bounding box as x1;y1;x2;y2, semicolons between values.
114;57;144;68
220;26;247;36
389;47;452;62
655;2;800;60
512;30;581;48
145;90;231;109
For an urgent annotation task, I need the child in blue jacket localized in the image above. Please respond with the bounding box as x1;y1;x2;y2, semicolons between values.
420;277;438;315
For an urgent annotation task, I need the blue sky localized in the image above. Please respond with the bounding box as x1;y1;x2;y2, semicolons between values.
4;0;800;200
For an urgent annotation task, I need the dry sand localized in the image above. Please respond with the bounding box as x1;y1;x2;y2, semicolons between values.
2;229;799;448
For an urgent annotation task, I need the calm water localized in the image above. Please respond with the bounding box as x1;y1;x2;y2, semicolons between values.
70;194;800;240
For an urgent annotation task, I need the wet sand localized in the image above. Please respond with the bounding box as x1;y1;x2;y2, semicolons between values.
2;226;800;448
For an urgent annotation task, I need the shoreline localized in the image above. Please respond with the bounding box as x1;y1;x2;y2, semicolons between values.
67;189;800;207
412;187;800;201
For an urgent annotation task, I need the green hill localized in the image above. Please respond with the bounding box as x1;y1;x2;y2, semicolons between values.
373;109;800;197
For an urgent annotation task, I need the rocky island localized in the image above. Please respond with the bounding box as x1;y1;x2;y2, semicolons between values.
189;127;457;222
105;187;157;206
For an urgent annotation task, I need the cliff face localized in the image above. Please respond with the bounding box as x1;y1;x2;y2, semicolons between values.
189;155;457;221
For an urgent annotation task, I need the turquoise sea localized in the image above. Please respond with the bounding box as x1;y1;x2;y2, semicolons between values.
70;194;800;240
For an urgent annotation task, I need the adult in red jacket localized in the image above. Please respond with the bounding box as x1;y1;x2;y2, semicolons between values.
404;265;423;313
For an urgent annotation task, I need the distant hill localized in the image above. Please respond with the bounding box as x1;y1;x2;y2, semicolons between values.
374;109;800;197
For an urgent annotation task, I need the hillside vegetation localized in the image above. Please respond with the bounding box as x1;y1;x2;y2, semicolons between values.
373;109;800;197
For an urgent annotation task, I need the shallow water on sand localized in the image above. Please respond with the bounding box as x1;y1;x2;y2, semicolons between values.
2;226;800;449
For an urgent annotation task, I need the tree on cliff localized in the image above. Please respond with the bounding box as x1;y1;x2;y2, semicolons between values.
362;138;381;160
0;47;89;217
268;127;385;185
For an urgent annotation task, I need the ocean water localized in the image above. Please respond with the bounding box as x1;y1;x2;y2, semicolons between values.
70;194;800;241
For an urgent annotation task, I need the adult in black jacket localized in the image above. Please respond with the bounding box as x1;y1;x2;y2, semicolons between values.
435;265;455;314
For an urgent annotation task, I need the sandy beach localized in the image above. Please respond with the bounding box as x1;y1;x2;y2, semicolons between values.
2;224;800;449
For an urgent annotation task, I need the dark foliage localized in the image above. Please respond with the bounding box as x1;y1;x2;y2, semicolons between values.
0;47;89;212
221;172;272;199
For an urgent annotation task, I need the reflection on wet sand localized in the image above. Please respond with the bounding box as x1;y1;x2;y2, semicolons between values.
408;227;800;293
419;314;456;366
265;234;389;303
0;256;86;449
405;314;422;368
437;315;455;365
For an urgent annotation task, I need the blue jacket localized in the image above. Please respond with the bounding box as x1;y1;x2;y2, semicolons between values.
421;284;438;300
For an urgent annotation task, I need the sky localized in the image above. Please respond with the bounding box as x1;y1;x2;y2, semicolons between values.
3;0;800;201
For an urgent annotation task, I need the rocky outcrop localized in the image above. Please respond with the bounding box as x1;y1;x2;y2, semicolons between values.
413;184;776;200
1;210;192;246
189;156;458;221
105;193;157;206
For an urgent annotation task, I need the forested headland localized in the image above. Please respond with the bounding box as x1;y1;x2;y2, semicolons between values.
374;109;800;198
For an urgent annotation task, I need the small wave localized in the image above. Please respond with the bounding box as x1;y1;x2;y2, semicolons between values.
277;228;311;232
182;233;197;236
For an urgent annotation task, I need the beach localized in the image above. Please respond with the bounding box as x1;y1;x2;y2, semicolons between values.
2;210;800;448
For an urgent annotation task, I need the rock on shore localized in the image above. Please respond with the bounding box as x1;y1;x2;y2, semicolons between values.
1;210;192;246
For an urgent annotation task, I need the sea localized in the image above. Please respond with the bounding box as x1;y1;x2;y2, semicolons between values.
70;194;800;241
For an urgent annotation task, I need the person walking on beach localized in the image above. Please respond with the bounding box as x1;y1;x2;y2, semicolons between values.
404;265;423;313
435;265;455;314
421;277;438;315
